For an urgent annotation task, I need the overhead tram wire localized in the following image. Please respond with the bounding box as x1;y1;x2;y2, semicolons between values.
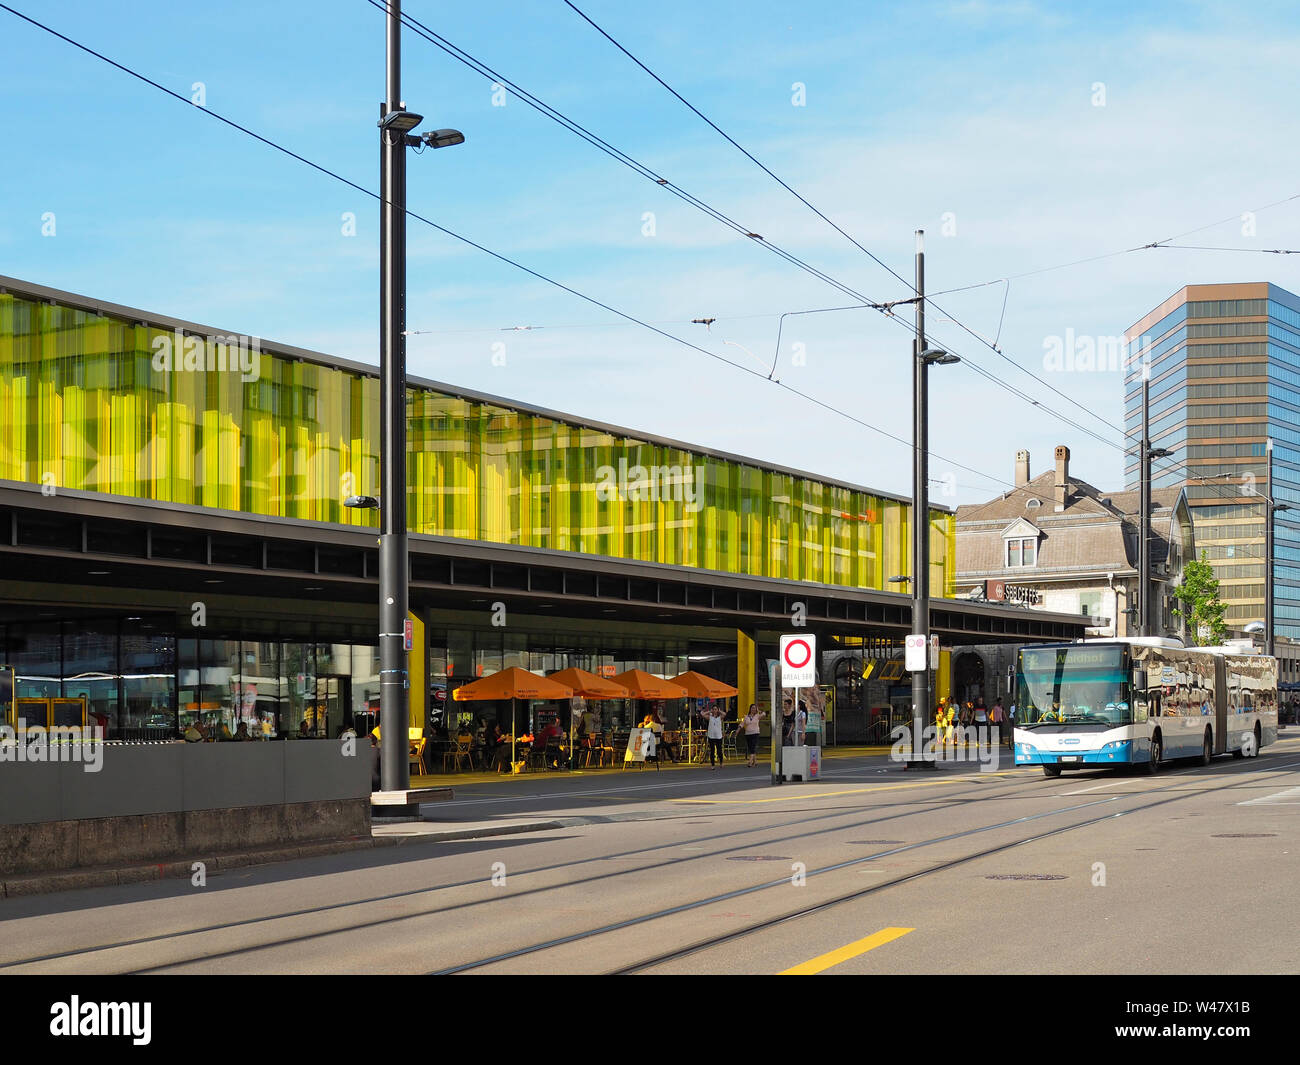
5;4;1225;516
0;3;1043;502
363;0;899;313
561;0;1300;450
382;0;1139;444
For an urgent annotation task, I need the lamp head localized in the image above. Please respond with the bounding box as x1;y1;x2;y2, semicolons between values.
420;128;466;149
379;110;424;134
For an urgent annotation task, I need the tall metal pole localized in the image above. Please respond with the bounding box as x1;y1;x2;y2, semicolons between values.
910;230;932;764
379;0;410;793
1139;376;1152;638
1266;437;1275;658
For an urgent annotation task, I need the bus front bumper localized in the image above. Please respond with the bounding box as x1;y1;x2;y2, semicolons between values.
1015;741;1134;766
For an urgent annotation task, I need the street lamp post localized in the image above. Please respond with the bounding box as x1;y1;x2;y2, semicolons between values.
1265;438;1292;659
906;230;959;769
1138;375;1170;637
377;0;463;800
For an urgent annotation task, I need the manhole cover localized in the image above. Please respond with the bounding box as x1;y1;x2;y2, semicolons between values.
1212;833;1276;838
984;874;1068;881
848;840;905;845
726;855;794;862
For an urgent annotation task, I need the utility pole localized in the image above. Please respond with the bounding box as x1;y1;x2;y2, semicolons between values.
901;233;958;768
378;0;411;796
910;230;930;766
1136;374;1172;640
1266;438;1283;658
1139;376;1151;637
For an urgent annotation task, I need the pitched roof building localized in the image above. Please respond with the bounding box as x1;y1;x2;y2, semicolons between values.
955;444;1196;640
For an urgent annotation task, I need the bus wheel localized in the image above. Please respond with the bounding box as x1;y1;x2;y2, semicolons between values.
1200;730;1212;766
1144;735;1162;774
1042;765;1062;778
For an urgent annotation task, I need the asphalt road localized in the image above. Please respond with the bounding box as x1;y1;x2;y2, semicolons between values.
3;736;1298;975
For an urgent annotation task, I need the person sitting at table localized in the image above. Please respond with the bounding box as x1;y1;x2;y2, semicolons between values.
648;708;681;763
484;722;506;767
540;716;568;768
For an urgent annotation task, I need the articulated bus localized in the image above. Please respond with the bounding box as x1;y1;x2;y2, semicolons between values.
1013;638;1278;778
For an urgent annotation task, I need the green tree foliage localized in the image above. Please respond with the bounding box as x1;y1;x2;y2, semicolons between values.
1172;551;1228;645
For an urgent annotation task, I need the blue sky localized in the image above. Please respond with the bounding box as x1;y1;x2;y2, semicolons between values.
3;0;1299;504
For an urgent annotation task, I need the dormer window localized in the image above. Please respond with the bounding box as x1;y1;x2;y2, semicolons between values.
1006;537;1037;567
1001;517;1040;568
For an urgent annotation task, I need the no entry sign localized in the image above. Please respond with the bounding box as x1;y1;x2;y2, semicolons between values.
779;634;817;687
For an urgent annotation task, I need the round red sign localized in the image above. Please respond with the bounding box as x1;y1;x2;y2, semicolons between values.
783;638;812;669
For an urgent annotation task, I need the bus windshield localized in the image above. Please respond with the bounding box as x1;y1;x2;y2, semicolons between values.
1017;645;1131;726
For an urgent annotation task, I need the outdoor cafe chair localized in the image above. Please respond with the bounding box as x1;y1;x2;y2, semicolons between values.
723;727;739;759
443;735;472;774
408;729;428;775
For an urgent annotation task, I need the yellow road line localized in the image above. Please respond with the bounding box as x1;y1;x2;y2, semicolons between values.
671;771;1021;805
780;927;914;975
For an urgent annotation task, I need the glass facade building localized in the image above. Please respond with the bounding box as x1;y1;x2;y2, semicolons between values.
0;276;957;741
0;285;953;594
1124;283;1300;638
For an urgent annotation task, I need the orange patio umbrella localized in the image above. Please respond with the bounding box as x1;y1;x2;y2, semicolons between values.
611;669;688;700
452;667;574;702
670;671;738;698
548;667;630;700
452;667;574;770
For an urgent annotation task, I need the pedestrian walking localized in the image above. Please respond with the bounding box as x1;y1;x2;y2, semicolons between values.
973;698;990;748
959;701;974;747
742;703;766;767
991;699;1006;747
706;705;726;768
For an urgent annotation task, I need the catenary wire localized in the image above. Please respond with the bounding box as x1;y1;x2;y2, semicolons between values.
0;2;1257;517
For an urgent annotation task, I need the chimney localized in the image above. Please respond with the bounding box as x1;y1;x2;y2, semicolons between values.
1015;449;1030;487
1054;445;1071;510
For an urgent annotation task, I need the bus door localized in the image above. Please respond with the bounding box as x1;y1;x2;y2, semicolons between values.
1214;657;1229;755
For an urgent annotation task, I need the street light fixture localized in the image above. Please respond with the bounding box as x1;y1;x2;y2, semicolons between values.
375;0;465;806
421;128;466;149
344;495;380;510
919;347;960;366
378;109;424;135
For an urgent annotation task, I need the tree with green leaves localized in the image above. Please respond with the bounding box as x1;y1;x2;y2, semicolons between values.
1171;551;1228;645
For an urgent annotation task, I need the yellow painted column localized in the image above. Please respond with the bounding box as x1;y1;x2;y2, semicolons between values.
408;611;426;730
937;650;951;705
737;630;755;715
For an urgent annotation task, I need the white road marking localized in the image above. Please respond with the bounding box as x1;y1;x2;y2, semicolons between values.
1238;785;1300;806
1063;779;1131;795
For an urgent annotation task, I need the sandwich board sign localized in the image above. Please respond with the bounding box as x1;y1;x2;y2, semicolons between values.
780;634;816;687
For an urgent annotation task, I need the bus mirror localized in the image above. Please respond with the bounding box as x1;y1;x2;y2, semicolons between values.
1133;669;1148;691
